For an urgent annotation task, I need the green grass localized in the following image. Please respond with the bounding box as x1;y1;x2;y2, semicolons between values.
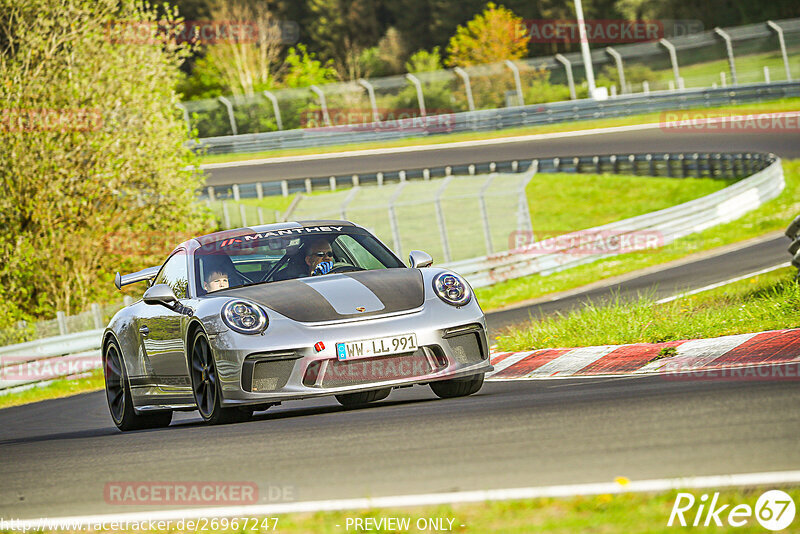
475;159;800;311
526;173;730;234
0;368;104;410
636;48;800;90
197;97;800;165
495;267;800;352
676;49;799;87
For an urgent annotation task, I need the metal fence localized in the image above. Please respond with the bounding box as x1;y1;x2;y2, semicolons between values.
182;18;800;147
289;169;535;264
193;80;800;155
0;297;134;348
209;150;773;270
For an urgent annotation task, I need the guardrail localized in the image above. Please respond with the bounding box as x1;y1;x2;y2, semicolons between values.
204;141;782;203
786;214;800;278
0;150;784;391
0;329;103;391
447;152;783;287
192;81;800;155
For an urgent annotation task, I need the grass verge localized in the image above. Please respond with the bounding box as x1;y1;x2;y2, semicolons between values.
197;97;800;165
0;369;104;410
495;267;800;352
475;159;800;311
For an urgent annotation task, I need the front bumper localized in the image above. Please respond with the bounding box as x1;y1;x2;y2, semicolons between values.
210;304;491;406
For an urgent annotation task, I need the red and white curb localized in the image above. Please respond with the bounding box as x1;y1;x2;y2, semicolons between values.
487;328;800;380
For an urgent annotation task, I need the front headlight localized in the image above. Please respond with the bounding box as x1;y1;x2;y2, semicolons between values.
222;300;268;334
433;272;471;307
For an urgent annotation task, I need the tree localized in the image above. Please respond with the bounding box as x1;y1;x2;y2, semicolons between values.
196;0;286;95
0;0;208;332
405;47;444;73
445;2;529;67
305;0;383;79
282;44;338;88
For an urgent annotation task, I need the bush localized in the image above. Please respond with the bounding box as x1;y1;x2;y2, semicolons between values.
0;0;212;324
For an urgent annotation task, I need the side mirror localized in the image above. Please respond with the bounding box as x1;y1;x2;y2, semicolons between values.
409;250;433;269
143;284;178;308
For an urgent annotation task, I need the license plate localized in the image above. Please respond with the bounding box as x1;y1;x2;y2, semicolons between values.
336;333;418;361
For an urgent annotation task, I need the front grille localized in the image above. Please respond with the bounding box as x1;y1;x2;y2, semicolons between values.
320;349;432;388
445;332;485;365
251;360;295;392
243;352;298;392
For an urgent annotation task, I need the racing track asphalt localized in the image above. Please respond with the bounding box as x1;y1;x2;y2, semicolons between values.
202;127;800;186
2;369;799;519
1;126;799;520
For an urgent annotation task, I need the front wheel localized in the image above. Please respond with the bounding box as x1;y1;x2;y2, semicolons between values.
190;330;253;425
104;339;172;431
430;373;484;399
335;388;391;406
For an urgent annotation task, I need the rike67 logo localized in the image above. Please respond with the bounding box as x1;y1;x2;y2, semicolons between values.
668;490;796;531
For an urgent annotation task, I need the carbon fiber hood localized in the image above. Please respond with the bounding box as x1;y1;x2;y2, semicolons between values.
215;268;424;323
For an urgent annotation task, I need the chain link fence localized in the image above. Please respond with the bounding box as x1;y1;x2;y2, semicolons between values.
288;169;535;264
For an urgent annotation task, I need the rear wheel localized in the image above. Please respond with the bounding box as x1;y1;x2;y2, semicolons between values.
335;388;391;407
190;330;252;425
430;373;484;399
104;339;172;431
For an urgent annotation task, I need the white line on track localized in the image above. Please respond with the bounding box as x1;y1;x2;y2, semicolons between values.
655;262;791;304
19;470;800;527
198;111;800;170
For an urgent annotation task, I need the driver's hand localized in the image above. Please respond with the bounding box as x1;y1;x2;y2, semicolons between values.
312;261;333;276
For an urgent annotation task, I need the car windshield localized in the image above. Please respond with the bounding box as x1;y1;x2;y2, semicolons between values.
194;225;405;296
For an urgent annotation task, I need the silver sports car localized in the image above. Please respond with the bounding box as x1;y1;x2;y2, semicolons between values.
103;221;491;431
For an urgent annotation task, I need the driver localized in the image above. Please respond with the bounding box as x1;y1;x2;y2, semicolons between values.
305;238;335;276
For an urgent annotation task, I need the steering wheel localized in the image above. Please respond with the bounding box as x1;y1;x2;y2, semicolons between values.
327;262;365;274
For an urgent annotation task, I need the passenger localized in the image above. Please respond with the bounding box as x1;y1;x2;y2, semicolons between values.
203;269;230;292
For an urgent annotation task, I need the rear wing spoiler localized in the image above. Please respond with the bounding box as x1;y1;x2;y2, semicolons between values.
114;266;160;290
